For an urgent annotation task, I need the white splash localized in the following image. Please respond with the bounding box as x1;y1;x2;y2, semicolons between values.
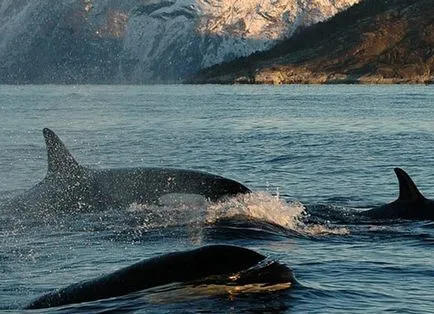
126;201;208;230
206;191;306;229
125;191;349;236
207;192;350;236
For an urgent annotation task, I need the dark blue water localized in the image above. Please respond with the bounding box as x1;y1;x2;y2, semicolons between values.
0;85;433;313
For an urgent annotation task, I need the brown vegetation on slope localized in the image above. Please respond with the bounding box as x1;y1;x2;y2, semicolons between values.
191;0;433;84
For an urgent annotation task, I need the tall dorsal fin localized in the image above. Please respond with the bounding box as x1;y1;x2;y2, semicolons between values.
43;128;80;176
394;167;425;201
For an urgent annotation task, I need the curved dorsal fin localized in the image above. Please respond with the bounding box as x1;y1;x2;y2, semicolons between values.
43;128;80;176
394;168;425;201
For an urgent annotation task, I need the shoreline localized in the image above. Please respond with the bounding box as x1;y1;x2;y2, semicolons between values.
190;71;434;85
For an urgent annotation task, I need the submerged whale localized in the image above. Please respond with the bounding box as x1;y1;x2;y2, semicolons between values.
2;128;251;213
361;168;434;221
25;244;293;309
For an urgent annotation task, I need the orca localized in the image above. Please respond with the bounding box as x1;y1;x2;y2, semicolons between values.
24;245;293;309
2;128;250;213
361;168;434;220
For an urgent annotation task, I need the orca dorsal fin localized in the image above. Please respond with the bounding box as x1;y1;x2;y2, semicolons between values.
394;168;425;201
43;128;80;177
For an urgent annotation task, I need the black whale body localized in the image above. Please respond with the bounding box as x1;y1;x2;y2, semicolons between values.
360;168;434;221
25;245;293;309
2;128;250;213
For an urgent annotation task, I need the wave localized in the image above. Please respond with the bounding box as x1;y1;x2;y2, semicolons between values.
206;192;349;237
124;192;349;238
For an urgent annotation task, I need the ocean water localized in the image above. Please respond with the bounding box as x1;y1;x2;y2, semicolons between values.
0;84;433;313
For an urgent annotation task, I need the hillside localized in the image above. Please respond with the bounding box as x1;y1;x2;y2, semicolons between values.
0;0;358;84
191;0;434;84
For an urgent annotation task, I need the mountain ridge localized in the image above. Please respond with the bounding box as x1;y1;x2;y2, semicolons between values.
190;0;434;84
0;0;358;84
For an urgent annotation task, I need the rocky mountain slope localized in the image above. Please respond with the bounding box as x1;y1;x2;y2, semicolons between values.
0;0;358;83
191;0;434;84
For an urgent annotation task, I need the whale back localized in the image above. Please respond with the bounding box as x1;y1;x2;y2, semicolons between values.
43;128;83;178
395;167;425;201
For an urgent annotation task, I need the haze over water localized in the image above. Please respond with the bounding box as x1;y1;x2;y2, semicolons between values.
0;85;433;313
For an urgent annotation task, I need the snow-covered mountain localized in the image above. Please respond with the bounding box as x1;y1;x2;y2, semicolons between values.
0;0;359;83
